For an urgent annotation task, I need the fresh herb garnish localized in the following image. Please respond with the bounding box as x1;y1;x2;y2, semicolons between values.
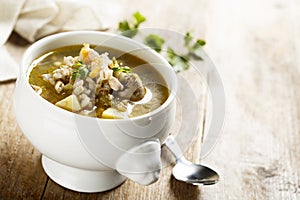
142;32;205;71
112;66;132;73
118;21;131;34
71;66;90;80
184;32;206;60
73;61;83;67
117;12;206;72
184;32;193;46
118;11;146;38
142;32;205;72
71;70;78;80
144;34;165;53
193;39;206;49
133;12;146;28
167;47;190;72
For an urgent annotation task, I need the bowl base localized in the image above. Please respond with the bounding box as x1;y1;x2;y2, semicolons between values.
41;155;126;193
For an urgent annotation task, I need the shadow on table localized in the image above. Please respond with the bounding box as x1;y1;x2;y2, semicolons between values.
170;175;200;199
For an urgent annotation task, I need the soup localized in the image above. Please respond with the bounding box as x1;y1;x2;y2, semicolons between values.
28;44;169;118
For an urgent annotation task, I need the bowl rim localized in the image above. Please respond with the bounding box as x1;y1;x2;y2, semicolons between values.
20;30;177;122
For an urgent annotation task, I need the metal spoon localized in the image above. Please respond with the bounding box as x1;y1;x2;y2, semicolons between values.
163;135;219;185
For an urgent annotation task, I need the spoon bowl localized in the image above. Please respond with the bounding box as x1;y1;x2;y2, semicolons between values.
163;135;219;185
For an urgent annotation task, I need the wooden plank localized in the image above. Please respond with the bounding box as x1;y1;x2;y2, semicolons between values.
0;0;208;199
201;0;300;199
0;82;48;199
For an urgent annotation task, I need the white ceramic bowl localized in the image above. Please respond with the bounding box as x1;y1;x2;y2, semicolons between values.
13;31;177;192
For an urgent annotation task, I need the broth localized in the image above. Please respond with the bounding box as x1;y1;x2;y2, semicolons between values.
28;45;169;118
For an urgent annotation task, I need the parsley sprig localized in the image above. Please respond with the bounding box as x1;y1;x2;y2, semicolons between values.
143;32;206;72
167;32;206;72
117;12;206;72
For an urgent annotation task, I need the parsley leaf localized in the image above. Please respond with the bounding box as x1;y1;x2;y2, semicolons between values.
118;11;146;38
184;32;206;60
144;34;165;53
167;47;190;72
118;20;131;32
121;29;139;38
133;11;146;28
193;39;206;48
118;20;138;38
184;32;193;46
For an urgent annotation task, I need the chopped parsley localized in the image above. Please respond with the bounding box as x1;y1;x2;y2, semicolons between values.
73;60;83;67
71;62;90;80
112;66;132;73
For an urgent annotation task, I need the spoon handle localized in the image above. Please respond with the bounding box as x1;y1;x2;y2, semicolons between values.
163;135;183;160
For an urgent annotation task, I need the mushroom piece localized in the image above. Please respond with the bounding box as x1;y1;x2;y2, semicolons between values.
116;72;146;101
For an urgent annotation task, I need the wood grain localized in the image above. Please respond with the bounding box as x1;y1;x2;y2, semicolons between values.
0;0;207;199
2;0;300;199
201;0;300;199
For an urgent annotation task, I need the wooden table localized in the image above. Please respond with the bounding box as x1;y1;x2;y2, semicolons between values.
1;0;300;199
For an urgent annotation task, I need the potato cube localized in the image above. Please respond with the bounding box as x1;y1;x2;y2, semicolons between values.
55;95;81;112
102;108;128;119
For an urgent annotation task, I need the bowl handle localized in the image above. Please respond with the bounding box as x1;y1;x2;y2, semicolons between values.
115;139;162;185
